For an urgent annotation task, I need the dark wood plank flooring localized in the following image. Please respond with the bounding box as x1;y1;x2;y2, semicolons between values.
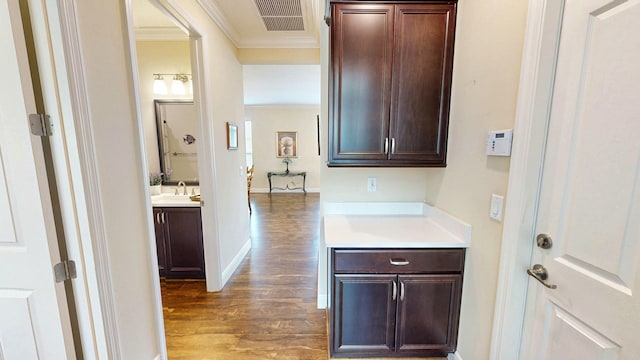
161;193;326;359
161;193;445;359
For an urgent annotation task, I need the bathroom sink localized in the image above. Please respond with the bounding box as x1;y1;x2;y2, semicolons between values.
151;193;200;207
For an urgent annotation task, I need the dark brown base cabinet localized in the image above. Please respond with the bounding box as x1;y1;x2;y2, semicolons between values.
331;249;464;357
153;207;205;279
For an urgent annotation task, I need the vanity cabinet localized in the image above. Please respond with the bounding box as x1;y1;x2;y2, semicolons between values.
328;1;457;167
153;207;205;279
331;248;464;357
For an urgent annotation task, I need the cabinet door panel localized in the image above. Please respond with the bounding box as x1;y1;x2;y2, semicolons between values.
153;208;166;276
332;274;397;355
164;207;204;278
330;4;394;163
396;274;462;355
389;4;456;165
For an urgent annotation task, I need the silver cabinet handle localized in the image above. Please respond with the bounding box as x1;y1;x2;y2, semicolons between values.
392;281;397;300
156;212;160;224
384;138;389;154
391;138;396;154
389;258;410;266
400;282;405;301
161;212;165;224
527;264;557;289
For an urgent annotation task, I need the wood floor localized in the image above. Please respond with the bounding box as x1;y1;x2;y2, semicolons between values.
161;193;445;360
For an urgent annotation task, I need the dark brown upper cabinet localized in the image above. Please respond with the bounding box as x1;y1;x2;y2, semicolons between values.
328;1;457;167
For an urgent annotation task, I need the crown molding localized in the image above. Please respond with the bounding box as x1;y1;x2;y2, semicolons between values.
197;0;241;47
134;26;188;41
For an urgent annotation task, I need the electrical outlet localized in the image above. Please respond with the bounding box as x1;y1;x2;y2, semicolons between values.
490;194;504;221
367;177;377;192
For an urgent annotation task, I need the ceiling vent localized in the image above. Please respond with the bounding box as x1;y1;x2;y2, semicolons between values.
254;0;305;31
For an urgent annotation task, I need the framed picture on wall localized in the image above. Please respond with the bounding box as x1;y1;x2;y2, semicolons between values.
227;122;238;150
276;131;298;158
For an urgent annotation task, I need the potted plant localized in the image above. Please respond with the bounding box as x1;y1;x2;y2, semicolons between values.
149;172;163;195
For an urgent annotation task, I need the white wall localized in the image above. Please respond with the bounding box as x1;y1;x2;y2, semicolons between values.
245;105;321;192
135;40;192;174
169;0;250;286
319;0;528;358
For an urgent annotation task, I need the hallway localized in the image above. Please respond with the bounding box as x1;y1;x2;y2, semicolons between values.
161;193;327;359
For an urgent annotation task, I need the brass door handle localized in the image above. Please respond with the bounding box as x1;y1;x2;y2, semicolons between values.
527;264;557;289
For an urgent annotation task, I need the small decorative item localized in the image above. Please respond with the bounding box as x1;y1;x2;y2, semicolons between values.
282;157;292;172
149;172;163;195
276;131;297;158
183;134;196;145
227;122;238;150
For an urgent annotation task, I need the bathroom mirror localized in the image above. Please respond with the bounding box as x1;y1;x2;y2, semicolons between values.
154;99;199;185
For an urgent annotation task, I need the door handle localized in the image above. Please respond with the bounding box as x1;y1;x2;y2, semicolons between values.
392;281;397;300
527;264;557;289
384;138;389;155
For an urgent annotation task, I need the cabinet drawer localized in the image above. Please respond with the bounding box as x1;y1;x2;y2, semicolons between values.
333;249;464;274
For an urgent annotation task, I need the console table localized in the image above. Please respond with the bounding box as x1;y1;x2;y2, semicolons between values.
267;170;307;194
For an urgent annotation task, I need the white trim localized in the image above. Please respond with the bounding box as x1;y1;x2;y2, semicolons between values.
490;0;564;359
134;27;189;41
196;0;241;47
123;1;168;359
251;188;320;194
448;352;463;360
221;239;252;286
54;1;123;357
153;354;162;360
316;294;328;309
245;104;321;110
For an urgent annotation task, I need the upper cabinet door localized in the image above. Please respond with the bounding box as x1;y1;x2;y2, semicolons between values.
329;4;394;164
389;4;456;165
328;1;457;167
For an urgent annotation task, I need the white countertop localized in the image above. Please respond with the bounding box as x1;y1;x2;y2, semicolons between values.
151;194;201;207
322;202;471;248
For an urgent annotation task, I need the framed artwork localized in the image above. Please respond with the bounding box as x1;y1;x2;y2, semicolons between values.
276;131;298;158
226;122;238;150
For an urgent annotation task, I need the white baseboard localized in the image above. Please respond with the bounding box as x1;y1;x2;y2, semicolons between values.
251;188;320;193
221;239;251;286
317;294;328;309
448;352;463;360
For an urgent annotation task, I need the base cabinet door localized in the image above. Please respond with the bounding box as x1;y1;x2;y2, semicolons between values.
330;248;464;357
153;208;167;276
153;207;205;279
332;274;397;355
396;274;462;355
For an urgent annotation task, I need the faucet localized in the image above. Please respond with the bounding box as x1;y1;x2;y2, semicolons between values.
176;181;187;195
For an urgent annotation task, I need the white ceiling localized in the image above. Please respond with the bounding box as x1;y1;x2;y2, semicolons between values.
132;0;321;105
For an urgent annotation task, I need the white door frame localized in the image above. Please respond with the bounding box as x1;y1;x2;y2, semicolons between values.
122;0;225;357
490;0;566;358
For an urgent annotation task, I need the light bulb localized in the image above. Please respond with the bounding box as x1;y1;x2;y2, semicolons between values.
152;75;168;95
171;75;186;95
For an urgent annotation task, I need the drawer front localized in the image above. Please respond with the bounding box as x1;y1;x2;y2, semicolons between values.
333;248;464;274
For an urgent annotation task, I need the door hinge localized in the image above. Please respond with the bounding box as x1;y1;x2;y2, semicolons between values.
54;260;77;283
29;113;53;136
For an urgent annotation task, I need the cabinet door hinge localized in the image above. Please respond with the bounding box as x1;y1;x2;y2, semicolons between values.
29;113;53;136
54;260;77;283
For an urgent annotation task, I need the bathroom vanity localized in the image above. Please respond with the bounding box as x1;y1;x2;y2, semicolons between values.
151;194;204;279
320;202;470;357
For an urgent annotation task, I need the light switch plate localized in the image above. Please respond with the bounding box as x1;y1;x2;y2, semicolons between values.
367;177;377;192
490;194;504;221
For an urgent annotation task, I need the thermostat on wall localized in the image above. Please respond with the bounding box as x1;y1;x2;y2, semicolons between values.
486;129;513;156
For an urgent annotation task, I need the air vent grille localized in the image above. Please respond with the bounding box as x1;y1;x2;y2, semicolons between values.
254;0;305;31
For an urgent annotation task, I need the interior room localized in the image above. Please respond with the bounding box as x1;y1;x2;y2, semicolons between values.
2;0;638;359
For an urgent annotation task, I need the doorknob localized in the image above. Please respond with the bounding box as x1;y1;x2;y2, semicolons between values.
527;264;557;289
536;233;553;249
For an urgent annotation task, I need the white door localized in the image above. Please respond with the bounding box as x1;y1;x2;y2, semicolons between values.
0;1;75;359
520;0;640;358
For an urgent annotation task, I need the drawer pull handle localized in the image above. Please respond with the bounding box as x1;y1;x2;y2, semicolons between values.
389;258;409;266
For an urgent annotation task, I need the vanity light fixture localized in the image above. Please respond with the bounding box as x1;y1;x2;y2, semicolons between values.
152;74;168;95
152;73;192;95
